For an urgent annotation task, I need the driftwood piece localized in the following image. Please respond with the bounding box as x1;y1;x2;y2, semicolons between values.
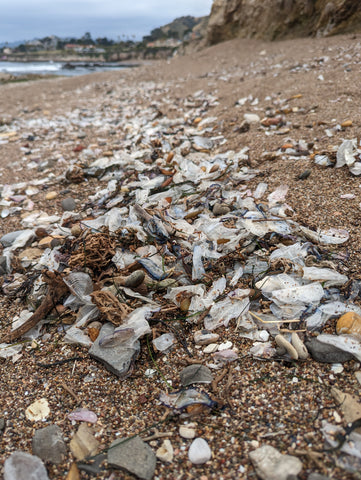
1;270;69;344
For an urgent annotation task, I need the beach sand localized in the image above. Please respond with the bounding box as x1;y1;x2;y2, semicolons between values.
1;34;361;479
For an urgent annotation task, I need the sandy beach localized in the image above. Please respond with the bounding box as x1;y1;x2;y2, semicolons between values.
1;33;361;479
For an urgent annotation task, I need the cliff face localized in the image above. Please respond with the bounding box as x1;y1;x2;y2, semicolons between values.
207;0;361;44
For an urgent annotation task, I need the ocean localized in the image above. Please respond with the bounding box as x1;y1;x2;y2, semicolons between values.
0;61;132;77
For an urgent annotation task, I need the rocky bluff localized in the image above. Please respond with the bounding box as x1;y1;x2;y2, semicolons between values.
207;0;361;44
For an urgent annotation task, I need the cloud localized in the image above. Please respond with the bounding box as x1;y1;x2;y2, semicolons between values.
0;0;213;42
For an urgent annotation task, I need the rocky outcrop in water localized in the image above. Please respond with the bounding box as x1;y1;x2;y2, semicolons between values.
207;0;361;44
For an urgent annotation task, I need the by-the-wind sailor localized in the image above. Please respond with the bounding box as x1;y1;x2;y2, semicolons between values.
159;388;215;411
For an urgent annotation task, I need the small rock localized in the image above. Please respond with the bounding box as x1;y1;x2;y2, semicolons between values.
188;438;212;465
4;451;49;480
249;445;302;480
238;119;250;133
213;203;231;216
308;474;330;480
107;435;156;480
156;439;174;463
38;236;63;249
124;270;145;288
244;113;260;124
218;341;233;351
77;453;107;475
203;343;219;353
331;387;361;424
70;423;100;461
25;398;50;422
32;424;66;464
355;371;361;386
305;338;353;363
68;408;98;423
0;256;7;275
336;311;361;338
71;224;82;237
297;170;311;180
180;364;213;386
179;423;197;439
89;323;140;378
194;330;219;345
45;191;58;200
341;120;353;128
0;417;5;431
61;197;77;211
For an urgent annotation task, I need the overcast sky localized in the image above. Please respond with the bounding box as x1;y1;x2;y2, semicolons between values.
1;0;213;43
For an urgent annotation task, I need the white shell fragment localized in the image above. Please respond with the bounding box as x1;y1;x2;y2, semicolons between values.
25;398;50;422
275;335;298;360
156;439;174;463
179;423;197;439
291;333;309;360
188;438;212;464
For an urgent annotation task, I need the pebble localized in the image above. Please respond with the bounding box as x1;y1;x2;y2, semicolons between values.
32;424;66;464
70;423;100;461
179;423;197;439
45;191;58;200
203;343;219;353
244;113;260;123
213;203;231;216
68;408;98;423
107;435;156;480
180;364;213;386
305;337;354;363
156;439;174;463
249;445;303;480
77;453;107;475
71;224;82;237
331;387;361;424
38;236;63;249
61;197;77;211
355;371;361;386
0;256;7;275
308;474;331;480
25;398;50;422
336;311;361;338
218;341;233;351
188;438;212;464
193;330;219;346
4;451;49;480
0;418;5;432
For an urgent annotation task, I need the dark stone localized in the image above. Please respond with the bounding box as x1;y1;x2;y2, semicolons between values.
32;425;66;464
61;197;77;211
77;453;107;475
306;338;353;363
107;436;156;480
308;474;331;480
0;256;7;275
0;418;5;431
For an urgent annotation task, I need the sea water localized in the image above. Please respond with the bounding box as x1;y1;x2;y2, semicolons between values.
0;61;129;77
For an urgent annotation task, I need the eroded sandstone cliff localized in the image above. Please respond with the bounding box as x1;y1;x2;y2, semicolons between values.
207;0;361;44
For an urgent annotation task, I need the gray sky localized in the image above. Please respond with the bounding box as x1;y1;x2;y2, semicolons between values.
1;0;213;43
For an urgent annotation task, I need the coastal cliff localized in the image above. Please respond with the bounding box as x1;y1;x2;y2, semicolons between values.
206;0;361;44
